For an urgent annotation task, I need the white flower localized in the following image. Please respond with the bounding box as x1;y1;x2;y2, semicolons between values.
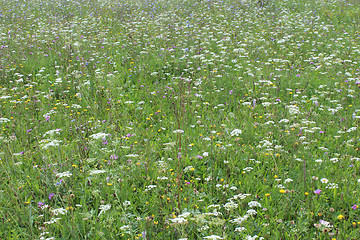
40;139;62;149
71;104;82;108
232;193;251;200
230;129;242;136
145;185;157;192
183;166;194;172
319;220;333;228
0;96;12;99
89;132;109;140
203;152;209;157
43;129;62;138
248;201;262;208
207;204;221;209
123;201;131;207
170;217;187;224
246;209;257;215
320;178;329;183
125;154;139;157
347;127;357;133
224;201;238;211
56;171;72;178
245;235;259;240
89;170;106;175
44;218;62;224
173;129;184;133
120;225;130;232
163;142;176;147
287;105;300;115
284;178;293;183
51;208;68;215
325;183;338;189
235;227;246;232
0;118;10;123
98;204;111;216
203;235;223;239
230;215;249;224
243;167;253;172
279;119;289;123
178;212;191;218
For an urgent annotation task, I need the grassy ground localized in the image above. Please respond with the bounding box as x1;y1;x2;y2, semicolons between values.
1;0;360;239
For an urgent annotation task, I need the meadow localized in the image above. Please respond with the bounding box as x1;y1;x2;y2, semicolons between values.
1;0;360;239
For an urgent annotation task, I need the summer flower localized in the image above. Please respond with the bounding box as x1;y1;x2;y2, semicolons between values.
314;189;321;195
203;235;223;239
320;178;329;183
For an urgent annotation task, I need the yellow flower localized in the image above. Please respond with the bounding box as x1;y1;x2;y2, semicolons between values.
337;214;344;220
265;193;270;197
279;189;285;194
305;192;309;195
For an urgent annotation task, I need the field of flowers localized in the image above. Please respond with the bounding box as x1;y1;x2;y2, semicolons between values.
1;0;360;239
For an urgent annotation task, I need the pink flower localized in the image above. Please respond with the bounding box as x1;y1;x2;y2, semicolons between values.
351;204;358;210
314;189;321;195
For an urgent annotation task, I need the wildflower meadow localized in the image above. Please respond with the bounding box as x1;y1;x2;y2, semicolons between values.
1;0;360;239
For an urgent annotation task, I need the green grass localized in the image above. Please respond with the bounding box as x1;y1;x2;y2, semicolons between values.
1;0;360;239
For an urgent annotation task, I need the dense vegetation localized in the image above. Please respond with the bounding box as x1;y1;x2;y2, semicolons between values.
1;0;360;239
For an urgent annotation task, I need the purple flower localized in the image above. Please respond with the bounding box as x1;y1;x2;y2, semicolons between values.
27;129;32;132
55;179;63;186
49;193;54;200
38;202;44;207
319;131;324;134
45;116;50;121
351;204;358;210
110;154;118;160
197;155;203;159
314;189;321;195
